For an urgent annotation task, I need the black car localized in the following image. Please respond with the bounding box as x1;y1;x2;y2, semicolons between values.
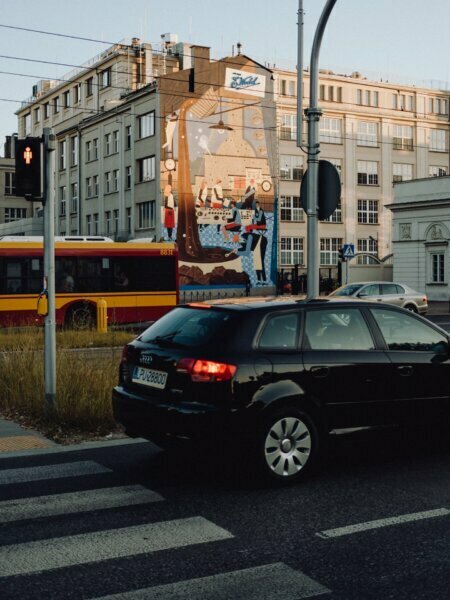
112;299;450;484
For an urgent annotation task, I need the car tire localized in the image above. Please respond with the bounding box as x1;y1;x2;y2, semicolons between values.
404;304;418;313
256;406;321;485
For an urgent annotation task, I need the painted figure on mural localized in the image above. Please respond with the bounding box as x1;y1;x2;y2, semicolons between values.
212;177;224;232
162;112;179;152
226;231;268;285
241;178;257;209
223;199;242;242
164;184;176;240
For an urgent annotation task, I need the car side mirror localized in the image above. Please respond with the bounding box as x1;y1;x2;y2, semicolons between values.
357;292;367;298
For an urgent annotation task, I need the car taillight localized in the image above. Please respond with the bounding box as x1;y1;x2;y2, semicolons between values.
121;344;130;362
176;358;237;382
423;296;428;303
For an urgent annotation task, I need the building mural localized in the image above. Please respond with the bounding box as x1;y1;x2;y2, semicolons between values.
159;55;277;290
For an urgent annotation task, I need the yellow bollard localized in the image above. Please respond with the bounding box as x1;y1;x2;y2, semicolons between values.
96;298;108;333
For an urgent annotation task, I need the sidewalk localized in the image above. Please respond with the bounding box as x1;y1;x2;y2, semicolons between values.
0;417;55;454
427;301;450;315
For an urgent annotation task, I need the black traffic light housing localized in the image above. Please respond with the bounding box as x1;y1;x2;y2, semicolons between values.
15;137;43;200
338;247;346;262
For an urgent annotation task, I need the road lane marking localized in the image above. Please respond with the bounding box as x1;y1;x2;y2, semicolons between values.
0;485;163;523
0;517;233;577
317;508;450;539
94;563;330;599
0;460;111;485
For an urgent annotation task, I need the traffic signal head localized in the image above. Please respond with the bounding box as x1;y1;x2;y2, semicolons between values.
338;247;345;262
15;137;43;200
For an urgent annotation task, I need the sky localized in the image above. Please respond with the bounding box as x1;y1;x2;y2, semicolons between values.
1;0;450;151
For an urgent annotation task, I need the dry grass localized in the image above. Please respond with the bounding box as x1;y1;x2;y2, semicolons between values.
0;328;136;441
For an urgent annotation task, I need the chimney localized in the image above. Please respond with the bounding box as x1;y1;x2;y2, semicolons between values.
190;45;210;69
4;136;12;159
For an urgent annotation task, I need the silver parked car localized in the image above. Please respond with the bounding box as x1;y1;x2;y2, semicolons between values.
329;281;428;314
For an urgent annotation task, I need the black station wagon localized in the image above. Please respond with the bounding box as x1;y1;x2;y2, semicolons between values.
112;299;450;484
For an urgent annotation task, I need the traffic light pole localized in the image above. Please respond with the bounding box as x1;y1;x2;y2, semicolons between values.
43;127;56;409
305;0;337;299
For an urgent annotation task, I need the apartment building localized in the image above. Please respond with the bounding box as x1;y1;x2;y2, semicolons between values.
0;136;31;230
275;68;450;277
8;35;450;291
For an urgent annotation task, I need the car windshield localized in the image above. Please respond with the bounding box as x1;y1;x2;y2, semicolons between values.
139;307;236;348
330;284;364;297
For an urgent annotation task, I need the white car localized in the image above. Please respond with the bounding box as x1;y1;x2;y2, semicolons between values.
329;282;428;314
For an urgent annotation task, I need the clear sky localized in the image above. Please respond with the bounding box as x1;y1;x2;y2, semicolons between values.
1;0;449;150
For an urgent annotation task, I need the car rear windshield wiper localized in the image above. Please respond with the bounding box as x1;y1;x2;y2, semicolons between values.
146;331;185;347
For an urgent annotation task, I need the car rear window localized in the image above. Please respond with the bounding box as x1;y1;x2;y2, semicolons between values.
139;307;236;348
332;284;363;297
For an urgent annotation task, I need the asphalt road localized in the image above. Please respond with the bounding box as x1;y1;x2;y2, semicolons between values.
0;426;449;599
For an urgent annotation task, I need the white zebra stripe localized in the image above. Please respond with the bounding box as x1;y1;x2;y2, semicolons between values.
0;517;233;577
0;460;111;485
95;563;330;599
0;485;163;523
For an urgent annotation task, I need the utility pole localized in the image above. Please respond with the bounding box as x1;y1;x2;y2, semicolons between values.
304;0;338;299
43;127;56;408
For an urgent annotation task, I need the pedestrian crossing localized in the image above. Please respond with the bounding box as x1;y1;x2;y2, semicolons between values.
0;457;330;598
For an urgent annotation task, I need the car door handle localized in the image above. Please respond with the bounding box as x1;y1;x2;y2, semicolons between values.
311;366;329;378
397;365;413;377
377;298;383;302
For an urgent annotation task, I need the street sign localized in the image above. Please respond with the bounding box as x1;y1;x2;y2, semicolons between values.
343;244;355;259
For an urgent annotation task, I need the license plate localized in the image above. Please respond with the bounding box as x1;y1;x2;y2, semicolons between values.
132;366;167;389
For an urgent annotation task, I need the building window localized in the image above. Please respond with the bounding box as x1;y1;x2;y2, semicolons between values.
86;77;93;97
105;171;111;194
429;129;447;152
356;89;378;107
392;93;414;111
113;169;119;192
322;199;342;223
63;90;70;109
319;85;342;102
320;238;343;265
23;113;31;135
280;154;303;180
93;213;99;235
85;140;92;162
73;83;81;104
59;140;66;170
280;79;296;96
59;186;66;216
104;133;111;156
281;237;304;266
44;102;50;119
4;172;16;195
138;112;155;138
53;96;59;115
105;210;112;234
137;201;155;229
70;136;78;167
86;177;93;198
70;183;78;213
33;107;40;124
138;156;155;182
393;125;413;150
357;238;378;264
125;166;132;189
280;196;303;221
93;138;98;159
393;163;413;182
431;253;445;283
358;199;378;224
125;125;132;149
100;68;111;89
126;207;132;233
429;166;447;177
280;114;297;140
4;207;27;222
113;130;119;153
86;214;92;234
93;175;99;196
319;117;342;144
357;160;378;185
357;121;378;147
113;209;119;234
428;97;448;115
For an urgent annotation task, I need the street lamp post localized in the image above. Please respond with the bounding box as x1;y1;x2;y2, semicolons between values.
305;0;338;299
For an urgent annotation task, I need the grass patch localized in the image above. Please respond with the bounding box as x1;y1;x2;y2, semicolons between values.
0;328;137;442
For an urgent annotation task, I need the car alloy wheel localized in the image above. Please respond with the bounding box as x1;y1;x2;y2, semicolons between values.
261;408;319;482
